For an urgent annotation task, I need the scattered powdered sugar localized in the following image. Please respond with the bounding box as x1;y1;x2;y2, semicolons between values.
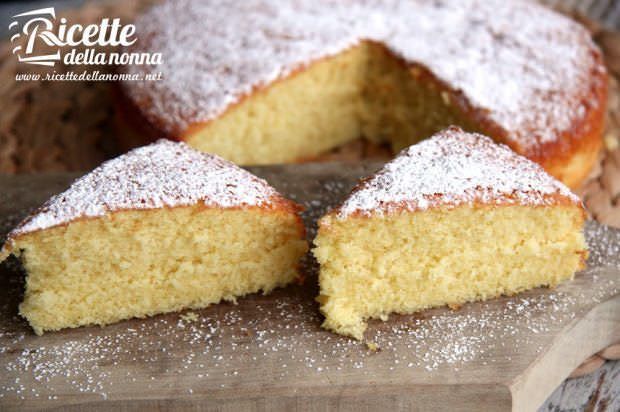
123;0;605;153
336;128;580;217
0;266;616;403
6;140;279;238
0;168;618;405
584;221;620;268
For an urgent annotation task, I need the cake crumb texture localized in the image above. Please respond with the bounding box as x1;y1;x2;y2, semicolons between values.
13;205;307;335
315;205;586;340
1;140;307;334
121;0;607;189
314;129;587;339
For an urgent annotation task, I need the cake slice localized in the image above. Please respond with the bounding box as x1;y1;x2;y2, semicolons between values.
1;140;307;335
313;127;587;340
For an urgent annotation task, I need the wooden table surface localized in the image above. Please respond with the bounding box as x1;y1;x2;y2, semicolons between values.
0;164;618;411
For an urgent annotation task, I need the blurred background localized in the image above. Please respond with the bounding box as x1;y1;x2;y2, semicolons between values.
544;0;620;29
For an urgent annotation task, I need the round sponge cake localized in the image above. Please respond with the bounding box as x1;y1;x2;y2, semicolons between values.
118;0;607;188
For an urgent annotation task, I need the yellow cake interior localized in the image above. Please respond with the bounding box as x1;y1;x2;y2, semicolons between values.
186;42;479;165
9;205;307;335
313;204;586;340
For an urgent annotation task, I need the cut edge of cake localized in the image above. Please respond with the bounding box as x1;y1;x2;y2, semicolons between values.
313;126;587;340
1;140;308;335
118;0;608;188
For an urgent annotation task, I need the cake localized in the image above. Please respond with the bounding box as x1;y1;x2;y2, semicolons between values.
313;127;587;340
117;0;607;188
0;140;307;335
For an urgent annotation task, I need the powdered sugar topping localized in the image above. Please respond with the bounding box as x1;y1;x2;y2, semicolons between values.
123;0;604;154
8;140;279;237
337;128;581;217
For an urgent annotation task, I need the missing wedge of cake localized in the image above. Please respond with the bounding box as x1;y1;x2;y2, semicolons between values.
0;140;307;335
119;0;608;188
313;127;587;340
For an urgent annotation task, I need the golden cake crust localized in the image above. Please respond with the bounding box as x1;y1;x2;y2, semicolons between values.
1;140;305;254
323;127;584;221
117;0;607;187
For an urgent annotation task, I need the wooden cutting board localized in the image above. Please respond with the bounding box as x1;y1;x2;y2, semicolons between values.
0;163;619;412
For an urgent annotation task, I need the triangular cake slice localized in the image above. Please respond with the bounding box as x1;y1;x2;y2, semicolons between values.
313;127;587;340
1;140;307;335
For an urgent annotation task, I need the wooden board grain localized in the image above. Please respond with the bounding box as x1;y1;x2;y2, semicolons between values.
0;163;619;412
